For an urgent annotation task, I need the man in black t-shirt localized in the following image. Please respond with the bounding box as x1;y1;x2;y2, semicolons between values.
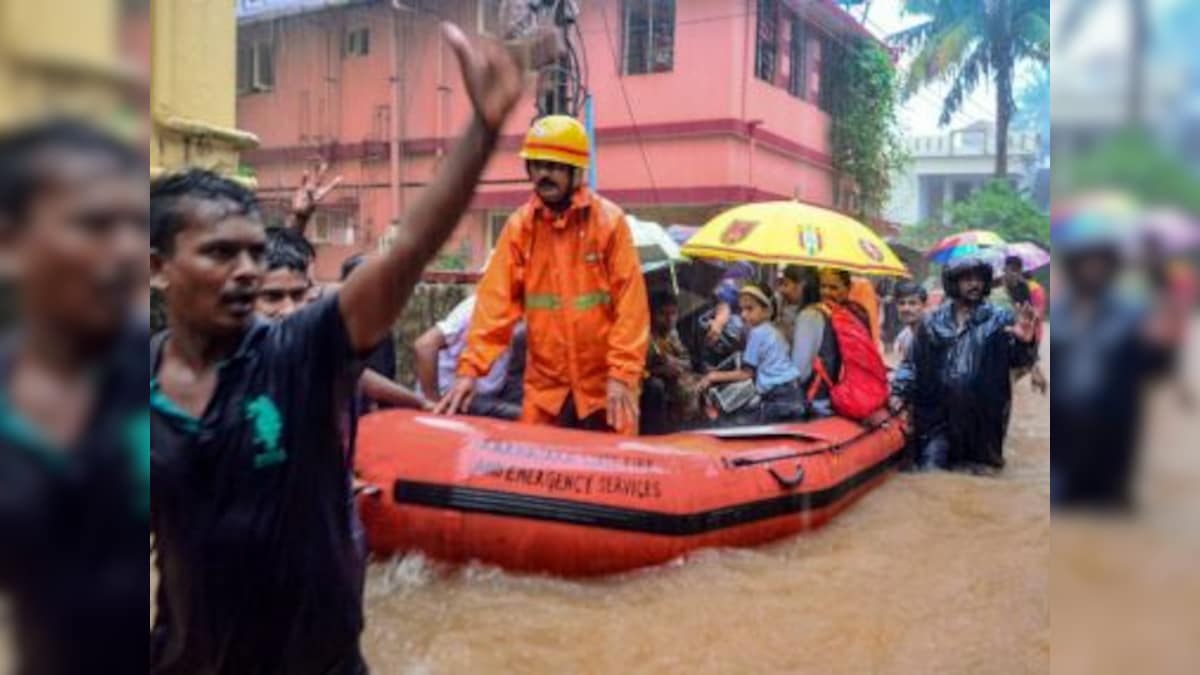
149;25;543;674
0;121;147;675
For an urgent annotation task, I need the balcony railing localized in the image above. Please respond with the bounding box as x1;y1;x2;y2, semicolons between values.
906;131;1040;158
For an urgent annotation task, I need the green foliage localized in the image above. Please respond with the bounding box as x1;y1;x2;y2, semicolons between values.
899;179;1048;249
892;0;1049;175
825;39;907;219
1058;127;1200;214
432;239;473;271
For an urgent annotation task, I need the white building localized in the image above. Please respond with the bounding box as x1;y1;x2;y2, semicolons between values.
885;121;1040;227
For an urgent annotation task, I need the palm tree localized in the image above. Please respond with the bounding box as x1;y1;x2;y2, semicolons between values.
892;0;1049;177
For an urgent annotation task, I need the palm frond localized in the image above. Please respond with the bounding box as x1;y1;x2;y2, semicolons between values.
931;19;976;74
938;43;989;126
1015;8;1050;52
889;19;936;49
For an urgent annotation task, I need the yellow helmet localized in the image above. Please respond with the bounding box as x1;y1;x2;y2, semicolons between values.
519;115;590;169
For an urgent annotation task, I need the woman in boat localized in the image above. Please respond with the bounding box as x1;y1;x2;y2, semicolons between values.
777;265;835;417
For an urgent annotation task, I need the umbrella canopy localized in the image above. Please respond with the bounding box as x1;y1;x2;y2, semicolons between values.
644;259;726;319
1051;192;1140;252
681;201;909;276
1140;208;1200;254
627;215;684;272
925;230;1007;264
1001;241;1051;272
666;224;700;247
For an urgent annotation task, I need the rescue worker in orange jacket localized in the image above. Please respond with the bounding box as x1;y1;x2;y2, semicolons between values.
436;115;650;434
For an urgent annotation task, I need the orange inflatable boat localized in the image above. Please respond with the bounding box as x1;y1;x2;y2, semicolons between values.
356;411;906;576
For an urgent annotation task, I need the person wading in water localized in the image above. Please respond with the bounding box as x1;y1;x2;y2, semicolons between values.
149;24;548;674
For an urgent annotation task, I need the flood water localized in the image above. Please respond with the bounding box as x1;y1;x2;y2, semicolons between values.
360;362;1051;674
8;345;1051;674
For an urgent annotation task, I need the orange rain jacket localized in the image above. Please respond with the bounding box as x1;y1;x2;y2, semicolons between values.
458;188;650;434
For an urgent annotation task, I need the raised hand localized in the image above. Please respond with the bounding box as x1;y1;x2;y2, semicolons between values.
291;162;343;221
442;22;559;133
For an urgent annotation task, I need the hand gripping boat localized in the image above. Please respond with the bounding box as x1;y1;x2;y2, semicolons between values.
356;411;906;576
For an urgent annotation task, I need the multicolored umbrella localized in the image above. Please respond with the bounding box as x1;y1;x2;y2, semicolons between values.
1051;192;1139;252
681;201;909;276
1000;241;1051;272
925;230;1007;264
1140;208;1200;253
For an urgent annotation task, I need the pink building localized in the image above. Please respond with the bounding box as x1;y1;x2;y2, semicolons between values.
236;0;880;280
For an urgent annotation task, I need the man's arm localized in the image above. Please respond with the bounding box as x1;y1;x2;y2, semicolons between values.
458;223;525;380
338;23;548;353
437;222;525;415
413;326;447;400
605;216;651;387
359;369;431;411
890;321;924;407
604;215;650;433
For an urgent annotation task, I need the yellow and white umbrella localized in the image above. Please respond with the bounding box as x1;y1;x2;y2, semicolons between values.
681;201;909;277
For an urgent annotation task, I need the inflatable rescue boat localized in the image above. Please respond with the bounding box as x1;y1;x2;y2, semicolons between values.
356;411;906;576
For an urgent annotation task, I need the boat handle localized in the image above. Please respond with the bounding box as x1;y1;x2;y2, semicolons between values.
767;464;805;490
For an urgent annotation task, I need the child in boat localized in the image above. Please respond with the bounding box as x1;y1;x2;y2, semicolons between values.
697;282;806;424
642;290;701;433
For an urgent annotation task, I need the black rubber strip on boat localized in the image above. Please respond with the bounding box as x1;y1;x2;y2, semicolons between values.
392;450;904;536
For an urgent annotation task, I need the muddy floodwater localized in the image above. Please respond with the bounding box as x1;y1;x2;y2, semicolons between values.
360;372;1050;674
9;346;1051;674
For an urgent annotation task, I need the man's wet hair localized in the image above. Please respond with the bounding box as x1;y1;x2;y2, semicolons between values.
0;119;143;228
1004;255;1024;270
649;289;678;314
150;168;261;256
265;227;314;274
894;280;928;303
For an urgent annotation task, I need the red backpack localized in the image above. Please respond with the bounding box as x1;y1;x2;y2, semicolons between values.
807;302;888;421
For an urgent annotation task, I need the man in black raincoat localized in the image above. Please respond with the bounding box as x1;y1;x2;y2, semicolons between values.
892;256;1040;472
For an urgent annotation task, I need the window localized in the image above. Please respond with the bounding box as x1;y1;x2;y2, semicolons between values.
311;211;356;245
787;17;807;98
344;28;369;57
755;0;779;82
237;38;274;94
487;212;511;249
479;0;503;37
816;36;834;112
622;0;675;75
